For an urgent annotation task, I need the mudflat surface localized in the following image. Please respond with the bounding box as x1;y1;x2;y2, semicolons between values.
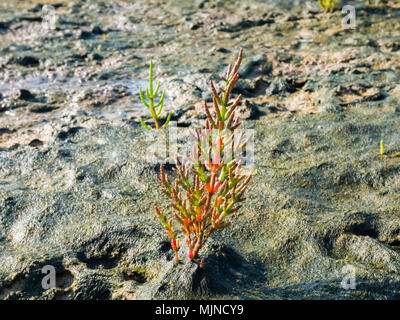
0;0;400;299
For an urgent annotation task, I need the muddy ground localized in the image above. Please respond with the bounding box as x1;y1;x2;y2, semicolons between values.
0;0;400;299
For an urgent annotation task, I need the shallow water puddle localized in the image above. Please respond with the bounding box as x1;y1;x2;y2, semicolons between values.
0;73;148;96
0;73;175;121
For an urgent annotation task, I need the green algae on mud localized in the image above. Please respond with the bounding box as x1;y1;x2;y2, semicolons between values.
0;0;400;299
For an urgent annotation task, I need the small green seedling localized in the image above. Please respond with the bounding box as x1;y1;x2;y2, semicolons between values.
139;60;172;130
379;140;400;158
318;0;338;12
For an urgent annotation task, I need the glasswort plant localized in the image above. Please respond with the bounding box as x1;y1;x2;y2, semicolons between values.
139;60;172;130
154;48;253;262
